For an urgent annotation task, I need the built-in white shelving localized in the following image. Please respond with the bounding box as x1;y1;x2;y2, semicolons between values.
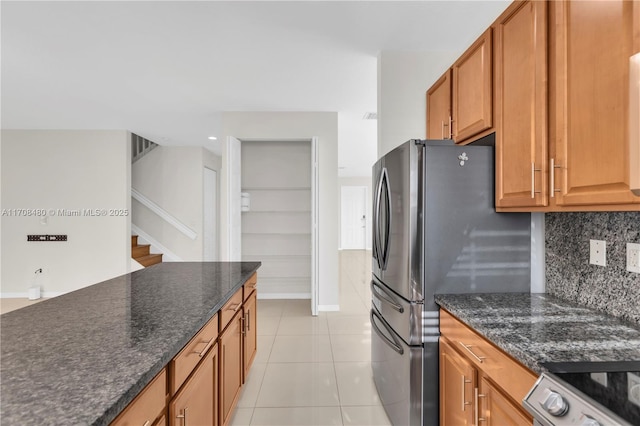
241;141;312;298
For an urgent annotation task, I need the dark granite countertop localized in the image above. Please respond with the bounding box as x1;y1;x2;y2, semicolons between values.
435;293;640;375
0;261;261;426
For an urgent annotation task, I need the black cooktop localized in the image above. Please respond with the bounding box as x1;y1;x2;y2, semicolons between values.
542;361;640;425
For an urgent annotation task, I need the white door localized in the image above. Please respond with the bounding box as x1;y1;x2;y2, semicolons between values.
203;167;217;261
341;186;367;249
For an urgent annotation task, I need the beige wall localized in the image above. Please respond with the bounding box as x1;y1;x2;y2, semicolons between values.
0;130;130;296
220;112;340;310
132;146;222;260
377;51;457;158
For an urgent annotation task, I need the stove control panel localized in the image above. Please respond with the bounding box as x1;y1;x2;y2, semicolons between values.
523;373;632;426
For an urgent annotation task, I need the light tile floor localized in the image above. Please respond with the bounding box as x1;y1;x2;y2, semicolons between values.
0;297;46;314
231;250;391;426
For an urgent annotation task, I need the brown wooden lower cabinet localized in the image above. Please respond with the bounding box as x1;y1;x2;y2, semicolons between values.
169;342;218;426
440;339;475;426
111;369;167;426
479;376;531;426
439;309;535;426
110;274;258;426
243;289;257;380
220;310;244;426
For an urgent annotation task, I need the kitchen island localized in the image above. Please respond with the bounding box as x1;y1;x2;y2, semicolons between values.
436;292;640;374
0;261;260;425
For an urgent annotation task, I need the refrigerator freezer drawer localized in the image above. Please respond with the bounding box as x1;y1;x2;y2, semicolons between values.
371;308;433;426
371;276;425;346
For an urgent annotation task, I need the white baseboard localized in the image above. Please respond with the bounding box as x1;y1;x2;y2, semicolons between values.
318;304;340;312
257;293;311;300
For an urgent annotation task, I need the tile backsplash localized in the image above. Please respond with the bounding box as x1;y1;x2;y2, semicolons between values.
545;212;640;325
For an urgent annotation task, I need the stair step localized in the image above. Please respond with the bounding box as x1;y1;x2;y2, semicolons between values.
131;235;138;246
136;253;163;267
132;244;151;258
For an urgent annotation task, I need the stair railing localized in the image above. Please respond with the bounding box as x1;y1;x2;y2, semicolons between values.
131;188;197;240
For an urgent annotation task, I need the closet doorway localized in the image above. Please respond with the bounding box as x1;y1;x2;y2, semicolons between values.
240;140;317;312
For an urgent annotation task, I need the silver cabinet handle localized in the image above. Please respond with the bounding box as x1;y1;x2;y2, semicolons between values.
449;116;453;139
441;120;445;139
531;163;542;198
143;421;151;426
461;375;472;411
192;336;216;358
246;310;251;332
227;302;241;312
475;388;486;425
176;407;188;425
458;341;486;363
550;158;562;198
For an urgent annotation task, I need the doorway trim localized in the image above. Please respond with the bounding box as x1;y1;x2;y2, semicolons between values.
226;137;320;316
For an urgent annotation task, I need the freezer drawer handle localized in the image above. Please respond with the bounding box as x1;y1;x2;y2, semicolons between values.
371;278;404;313
370;310;404;355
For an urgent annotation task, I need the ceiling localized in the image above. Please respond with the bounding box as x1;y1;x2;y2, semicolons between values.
1;1;509;177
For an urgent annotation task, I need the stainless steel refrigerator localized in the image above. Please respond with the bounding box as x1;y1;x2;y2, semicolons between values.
371;138;531;426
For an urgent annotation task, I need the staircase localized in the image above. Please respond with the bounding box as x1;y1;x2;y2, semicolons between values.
131;235;163;267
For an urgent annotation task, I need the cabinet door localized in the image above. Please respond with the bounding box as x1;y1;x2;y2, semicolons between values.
494;0;548;208
551;0;640;206
243;290;257;380
169;343;217;426
478;375;531;426
440;339;475;426
220;311;243;426
453;28;493;143
427;70;452;139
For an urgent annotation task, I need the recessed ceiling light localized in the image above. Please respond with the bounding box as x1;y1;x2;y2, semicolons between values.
208;136;217;140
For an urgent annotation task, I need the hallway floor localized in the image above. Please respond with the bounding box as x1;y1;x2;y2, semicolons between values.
230;250;391;426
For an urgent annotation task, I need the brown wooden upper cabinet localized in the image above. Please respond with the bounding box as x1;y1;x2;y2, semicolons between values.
426;29;493;144
452;28;493;144
549;0;640;208
495;0;640;210
494;0;548;208
426;70;452;140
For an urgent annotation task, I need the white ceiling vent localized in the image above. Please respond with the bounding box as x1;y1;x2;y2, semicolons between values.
363;112;378;120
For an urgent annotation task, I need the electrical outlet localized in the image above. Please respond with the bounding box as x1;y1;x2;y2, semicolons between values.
590;372;608;387
627;243;640;273
589;240;606;267
628;372;640;407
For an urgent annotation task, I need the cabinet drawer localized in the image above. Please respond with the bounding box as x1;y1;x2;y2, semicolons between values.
440;309;537;403
111;369;166;426
243;273;257;301
220;288;243;331
170;314;218;394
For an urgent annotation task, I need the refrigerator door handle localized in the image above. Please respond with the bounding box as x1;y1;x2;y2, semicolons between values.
371;278;404;313
372;170;381;268
379;167;391;270
370;309;404;355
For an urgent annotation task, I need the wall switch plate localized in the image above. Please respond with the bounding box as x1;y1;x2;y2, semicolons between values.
589;240;606;266
627;243;640;273
590;372;608;387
